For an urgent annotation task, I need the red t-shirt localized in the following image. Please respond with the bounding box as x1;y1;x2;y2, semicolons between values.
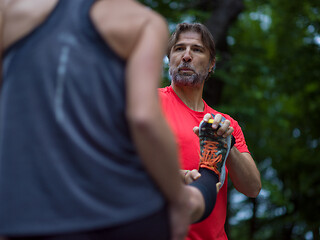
159;86;249;240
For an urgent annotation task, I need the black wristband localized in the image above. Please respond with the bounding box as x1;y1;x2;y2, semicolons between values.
189;168;219;223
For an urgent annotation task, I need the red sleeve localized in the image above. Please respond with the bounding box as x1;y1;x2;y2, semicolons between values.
230;118;250;153
206;107;250;154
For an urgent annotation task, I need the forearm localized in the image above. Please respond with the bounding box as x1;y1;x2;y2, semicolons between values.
185;185;204;223
227;147;261;197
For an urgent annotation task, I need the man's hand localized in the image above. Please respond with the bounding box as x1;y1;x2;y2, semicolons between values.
181;169;201;184
193;113;234;138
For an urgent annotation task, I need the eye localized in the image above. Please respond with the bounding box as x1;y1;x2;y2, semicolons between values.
175;47;184;51
193;48;203;53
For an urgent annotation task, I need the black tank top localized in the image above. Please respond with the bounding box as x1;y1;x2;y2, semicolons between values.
0;0;164;235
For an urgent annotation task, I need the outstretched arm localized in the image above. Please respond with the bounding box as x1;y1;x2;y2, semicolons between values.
91;1;192;239
125;9;186;212
125;14;191;240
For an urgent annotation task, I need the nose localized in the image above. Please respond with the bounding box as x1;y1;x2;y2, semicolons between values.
182;49;192;63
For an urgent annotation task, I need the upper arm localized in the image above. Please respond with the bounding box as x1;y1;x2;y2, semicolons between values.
2;0;58;50
231;119;250;153
125;16;168;118
91;0;164;60
91;0;169;118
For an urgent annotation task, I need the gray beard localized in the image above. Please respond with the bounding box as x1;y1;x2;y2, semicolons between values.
169;64;209;87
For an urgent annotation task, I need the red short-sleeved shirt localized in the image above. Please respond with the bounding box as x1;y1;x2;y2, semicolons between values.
159;86;249;240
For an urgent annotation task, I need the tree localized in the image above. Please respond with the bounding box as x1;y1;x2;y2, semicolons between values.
223;0;320;239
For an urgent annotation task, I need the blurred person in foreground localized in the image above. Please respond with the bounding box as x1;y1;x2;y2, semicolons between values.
0;1;214;239
159;23;262;240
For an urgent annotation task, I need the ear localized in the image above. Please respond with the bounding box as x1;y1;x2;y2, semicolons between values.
208;60;216;73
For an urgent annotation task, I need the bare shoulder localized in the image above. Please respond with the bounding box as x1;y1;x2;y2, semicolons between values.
90;0;168;60
2;0;58;50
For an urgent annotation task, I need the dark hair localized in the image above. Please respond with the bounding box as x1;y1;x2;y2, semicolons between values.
167;23;216;62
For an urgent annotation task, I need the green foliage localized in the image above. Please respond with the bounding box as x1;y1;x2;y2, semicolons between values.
223;0;320;238
139;0;211;28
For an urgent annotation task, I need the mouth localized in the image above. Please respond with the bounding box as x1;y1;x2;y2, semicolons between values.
179;68;194;74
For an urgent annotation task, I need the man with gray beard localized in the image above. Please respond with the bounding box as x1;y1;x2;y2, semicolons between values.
159;23;261;240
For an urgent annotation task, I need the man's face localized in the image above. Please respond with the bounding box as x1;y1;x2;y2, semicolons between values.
169;31;214;87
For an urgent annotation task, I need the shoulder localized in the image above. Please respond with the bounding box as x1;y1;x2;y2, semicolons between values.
91;0;168;60
2;0;58;50
158;86;171;95
205;105;249;151
222;113;242;132
158;86;174;101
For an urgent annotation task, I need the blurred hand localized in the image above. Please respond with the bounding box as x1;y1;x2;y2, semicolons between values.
181;169;201;184
169;188;193;240
181;182;222;223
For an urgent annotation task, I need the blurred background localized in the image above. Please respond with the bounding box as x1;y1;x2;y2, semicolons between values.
139;0;320;239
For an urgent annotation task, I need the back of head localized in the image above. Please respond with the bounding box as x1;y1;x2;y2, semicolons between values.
167;23;216;62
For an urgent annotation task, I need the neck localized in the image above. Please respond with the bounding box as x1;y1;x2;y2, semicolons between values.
171;83;205;112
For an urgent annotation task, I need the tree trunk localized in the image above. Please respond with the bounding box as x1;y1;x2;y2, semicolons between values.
313;226;320;240
203;0;244;106
249;198;257;240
